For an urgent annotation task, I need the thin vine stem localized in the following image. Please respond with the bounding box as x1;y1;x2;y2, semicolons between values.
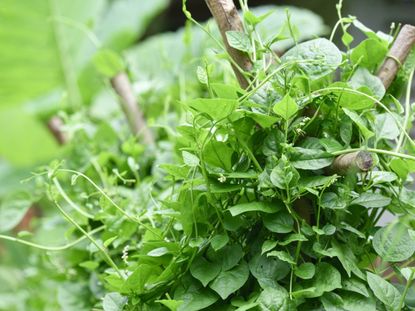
0;226;104;251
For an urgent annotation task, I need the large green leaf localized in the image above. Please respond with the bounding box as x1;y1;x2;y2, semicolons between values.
0;0;168;167
367;272;401;311
373;223;415;262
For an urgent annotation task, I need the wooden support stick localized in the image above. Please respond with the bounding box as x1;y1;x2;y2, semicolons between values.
377;24;415;89
204;0;252;89
331;151;374;175
110;72;154;145
47;116;67;145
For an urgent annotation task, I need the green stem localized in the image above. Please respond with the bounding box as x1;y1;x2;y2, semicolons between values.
57;169;162;239
0;226;104;251
332;148;415;162
395;69;414;153
53;200;123;278
53;177;94;218
398;271;414;310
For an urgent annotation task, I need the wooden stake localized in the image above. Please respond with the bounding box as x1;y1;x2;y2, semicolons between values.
377;24;415;89
204;0;252;89
110;72;154;145
331;151;374;175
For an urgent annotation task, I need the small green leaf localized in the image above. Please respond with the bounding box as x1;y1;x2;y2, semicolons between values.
282;38;342;79
351;38;388;70
187;98;238;120
342;108;374;140
273;94;299;121
261;240;278;254
267;250;295;265
295;263;315;279
263;211;294;233
366;272;401;310
228;201;282;216
190;257;221;287
211;234;229;251
147;247;170;257
209;261;249;300
375;113;400;141
351;192;391;208
321;192;347;210
226;31;252;52
197;66;208;84
342;278;370;297
182;151;199;167
103;292;128;311
373;223;415;262
257;285;291;311
302;263;342;298
156;299;183;311
249;254;290;289
93;49;125;77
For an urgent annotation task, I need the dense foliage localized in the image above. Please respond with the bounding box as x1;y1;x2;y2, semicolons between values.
1;1;415;310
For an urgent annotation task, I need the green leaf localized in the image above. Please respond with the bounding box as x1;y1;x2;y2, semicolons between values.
279;233;308;246
226;31;252;53
342;278;370;297
187;98;238;120
375;113;400;141
349;68;385;99
182;151;200;167
290;147;333;170
321;193;346;210
261;240;278;254
373;223;415;262
228;201;282;216
249;254;290;289
208;245;244;271
267;251;295;265
93;49;125;77
257;285;291;311
273;94;299;121
366;272;401;310
370;171;397;185
211;83;243;99
303;263;342;298
177;288;218;311
282;38;342;79
0;194;32;232
246;111;278;128
211;234;229;251
209;261;249;300
295;263;315;280
197;66;208;84
342;108;374;140
156;299;183;311
351;192;391;208
331;240;363;278
147;247;170;257
103;293;128;311
351;38;388;70
190;257;221;287
263;212;294;233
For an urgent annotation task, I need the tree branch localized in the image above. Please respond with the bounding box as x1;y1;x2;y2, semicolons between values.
377;24;415;89
204;0;252;89
110;72;154;145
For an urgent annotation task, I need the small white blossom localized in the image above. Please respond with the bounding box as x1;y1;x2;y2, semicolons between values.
218;174;226;183
122;245;130;264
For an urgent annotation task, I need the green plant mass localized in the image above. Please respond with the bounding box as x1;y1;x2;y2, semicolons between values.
1;0;415;310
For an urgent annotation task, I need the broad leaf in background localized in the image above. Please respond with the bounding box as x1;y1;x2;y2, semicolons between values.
0;0;169;167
